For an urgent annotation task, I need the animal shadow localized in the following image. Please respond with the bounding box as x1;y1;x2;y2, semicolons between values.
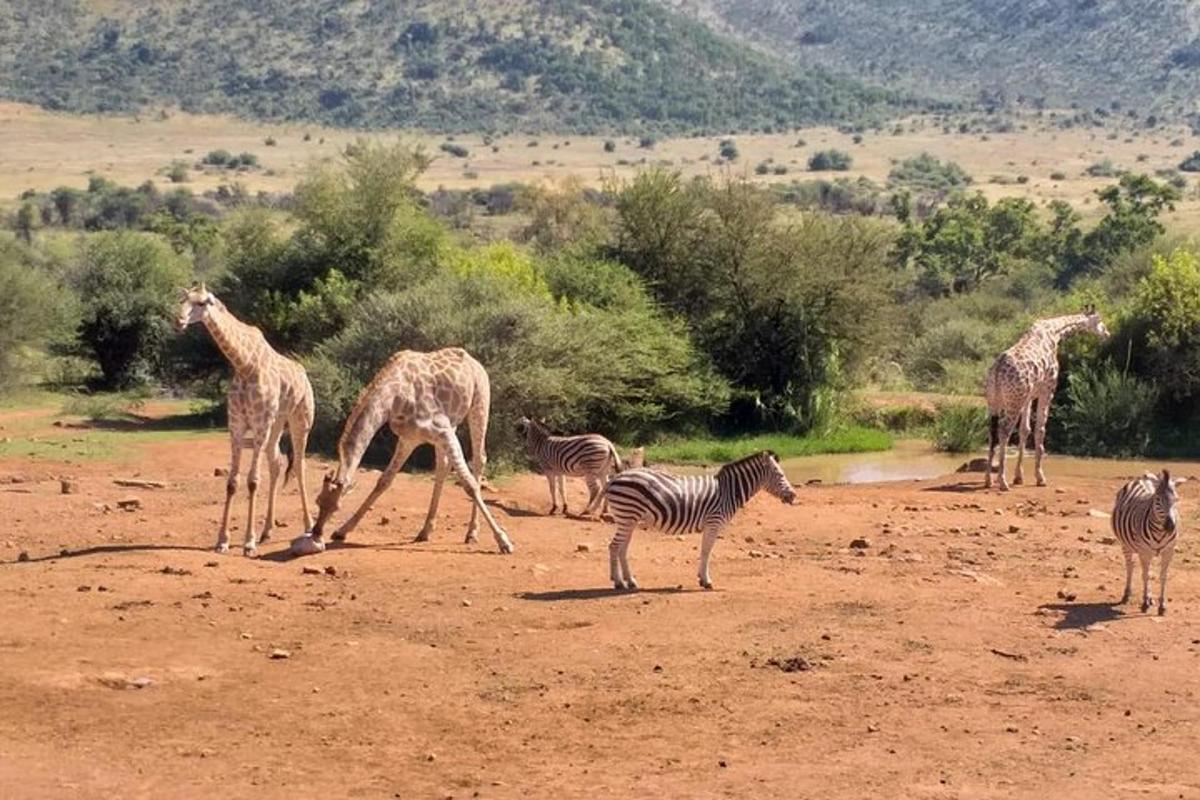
4;543;209;565
518;586;690;602
1038;601;1128;630
923;481;989;494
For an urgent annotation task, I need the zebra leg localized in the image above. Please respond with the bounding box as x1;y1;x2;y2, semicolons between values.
415;449;450;542
609;523;635;590
1138;550;1153;612
1012;403;1031;486
1158;544;1175;616
558;474;569;516
1034;390;1054;487
698;524;722;590
617;529;638;590
545;474;558;515
582;475;602;517
1120;549;1134;604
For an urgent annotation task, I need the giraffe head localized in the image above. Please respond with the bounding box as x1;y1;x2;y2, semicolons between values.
1080;304;1111;340
1155;469;1187;534
312;471;353;538
759;451;797;505
175;284;217;332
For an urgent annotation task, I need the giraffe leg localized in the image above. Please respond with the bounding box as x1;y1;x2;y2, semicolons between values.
1120;548;1134;604
465;399;490;542
545;474;559;515
216;437;243;554
609;522;635;590
698;523;724;590
1012;403;1031;486
415;448;450;542
994;415;1018;491
242;439;269;557
333;440;417;543
1033;390;1055;487
1158;544;1174;616
1139;550;1153;612
290;413;314;534
258;418;288;545
435;425;513;553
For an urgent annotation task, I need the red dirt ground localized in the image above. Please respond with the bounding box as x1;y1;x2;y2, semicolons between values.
3;408;1200;799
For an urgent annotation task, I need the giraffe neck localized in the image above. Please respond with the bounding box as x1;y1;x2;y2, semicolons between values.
203;304;264;374
1034;314;1092;348
334;384;395;484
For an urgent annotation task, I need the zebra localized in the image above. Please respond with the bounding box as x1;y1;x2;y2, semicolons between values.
600;450;797;591
517;417;623;518
1111;469;1187;615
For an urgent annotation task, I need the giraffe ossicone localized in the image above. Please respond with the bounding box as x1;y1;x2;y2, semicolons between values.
291;347;514;556
984;307;1109;491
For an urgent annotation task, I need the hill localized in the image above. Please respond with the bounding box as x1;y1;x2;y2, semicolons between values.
0;0;916;134
665;0;1200;119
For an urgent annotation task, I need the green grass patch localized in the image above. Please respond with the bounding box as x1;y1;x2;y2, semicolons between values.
644;426;893;465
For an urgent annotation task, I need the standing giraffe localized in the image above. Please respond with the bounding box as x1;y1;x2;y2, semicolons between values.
984;306;1109;491
291;347;514;555
175;285;315;555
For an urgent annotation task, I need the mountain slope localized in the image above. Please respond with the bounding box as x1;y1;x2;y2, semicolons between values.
664;0;1200;115
0;0;917;133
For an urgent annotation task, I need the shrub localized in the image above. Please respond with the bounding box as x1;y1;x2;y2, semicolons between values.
1085;159;1119;177
808;149;853;171
1056;364;1157;457
202;149;233;167
603;140;616;153
1049;171;1066;181
754;162;769;175
638;135;656;149
888;153;971;191
1179;151;1200;172
264;136;277;147
718;139;738;161
439;142;470;158
0;237;78;389
931;403;988;453
166;161;190;183
70;231;188;388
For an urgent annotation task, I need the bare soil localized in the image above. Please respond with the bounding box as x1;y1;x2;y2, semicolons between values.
3;406;1200;799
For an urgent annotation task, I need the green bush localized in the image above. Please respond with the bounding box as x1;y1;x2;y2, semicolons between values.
888;152;971;191
931;403;987;453
1178;151;1200;172
70;231;188;388
439;142;470;158
0;236;79;389
808;149;853;171
719;139;738;161
1056;364;1157;457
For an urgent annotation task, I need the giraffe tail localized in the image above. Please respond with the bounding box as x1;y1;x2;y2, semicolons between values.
282;436;296;488
988;414;1000;449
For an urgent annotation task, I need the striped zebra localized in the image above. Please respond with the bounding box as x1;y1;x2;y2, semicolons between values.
518;417;623;518
1111;470;1187;615
601;450;797;591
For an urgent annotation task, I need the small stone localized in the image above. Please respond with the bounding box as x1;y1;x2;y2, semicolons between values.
17;551;30;562
1005;725;1019;733
867;724;880;733
461;599;472;607
1008;524;1020;533
129;676;154;689
379;516;390;526
60;479;78;495
849;538;870;550
576;543;592;553
748;549;766;558
241;632;253;639
718;760;728;768
116;497;142;512
269;648;291;659
324;565;338;577
302;565;323;576
426;753;437;762
213;467;228;477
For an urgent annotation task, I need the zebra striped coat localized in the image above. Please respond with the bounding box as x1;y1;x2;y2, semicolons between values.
519;417;623;517
1111;470;1186;615
602;450;797;591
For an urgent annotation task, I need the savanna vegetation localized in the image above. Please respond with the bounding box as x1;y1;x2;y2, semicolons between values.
5;133;1200;463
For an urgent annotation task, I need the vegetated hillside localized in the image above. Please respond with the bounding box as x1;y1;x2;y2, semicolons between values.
665;0;1200;118
0;0;919;134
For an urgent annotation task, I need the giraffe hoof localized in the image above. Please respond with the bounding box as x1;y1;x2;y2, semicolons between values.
258;531;271;544
699;579;713;590
1141;600;1152;613
1036;479;1047;488
215;542;230;554
413;529;431;543
497;540;514;555
1012;475;1024;486
626;579;639;591
242;546;258;559
1159;605;1168;616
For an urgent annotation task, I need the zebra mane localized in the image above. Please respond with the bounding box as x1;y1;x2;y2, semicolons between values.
717;450;772;476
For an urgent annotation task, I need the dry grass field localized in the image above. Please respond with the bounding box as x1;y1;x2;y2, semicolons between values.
3;101;1200;225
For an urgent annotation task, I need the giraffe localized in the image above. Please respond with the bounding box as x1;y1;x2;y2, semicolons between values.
984;306;1109;491
175;285;315;555
290;347;514;556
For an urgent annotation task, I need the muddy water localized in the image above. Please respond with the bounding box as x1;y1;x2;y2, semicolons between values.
772;440;1200;486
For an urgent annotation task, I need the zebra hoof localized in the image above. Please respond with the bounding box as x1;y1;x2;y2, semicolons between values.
214;542;230;554
242;546;258;559
1159;605;1168;616
1012;475;1024;486
612;581;626;591
626;579;639;591
1141;600;1152;613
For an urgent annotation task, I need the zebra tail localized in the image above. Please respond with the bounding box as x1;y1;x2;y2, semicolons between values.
988;414;1000;449
610;441;625;473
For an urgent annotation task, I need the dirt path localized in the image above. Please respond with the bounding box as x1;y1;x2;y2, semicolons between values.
3;427;1200;798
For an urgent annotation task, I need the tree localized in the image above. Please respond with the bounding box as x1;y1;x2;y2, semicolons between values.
0;236;78;389
71;231;188;388
808;149;852;171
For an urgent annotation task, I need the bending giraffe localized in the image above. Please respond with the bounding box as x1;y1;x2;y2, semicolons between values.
291;347;514;556
175;285;315;555
984;306;1109;491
